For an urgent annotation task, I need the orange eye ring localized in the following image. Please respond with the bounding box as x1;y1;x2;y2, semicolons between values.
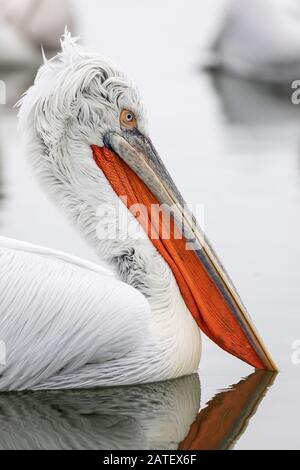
120;109;137;129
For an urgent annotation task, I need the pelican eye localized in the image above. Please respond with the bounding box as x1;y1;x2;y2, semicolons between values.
120;109;137;129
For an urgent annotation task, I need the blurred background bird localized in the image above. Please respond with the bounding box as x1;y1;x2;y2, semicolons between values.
0;0;75;104
205;0;300;83
0;0;74;55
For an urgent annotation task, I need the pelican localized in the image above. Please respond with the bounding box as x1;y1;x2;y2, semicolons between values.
0;33;277;390
206;0;300;83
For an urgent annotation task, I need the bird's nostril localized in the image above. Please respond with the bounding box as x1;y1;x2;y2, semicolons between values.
103;133;113;150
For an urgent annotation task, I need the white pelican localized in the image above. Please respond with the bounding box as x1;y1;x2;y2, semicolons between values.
207;0;300;82
0;33;276;390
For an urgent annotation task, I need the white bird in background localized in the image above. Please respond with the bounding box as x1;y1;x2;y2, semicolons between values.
0;0;74;52
207;0;300;82
0;0;75;102
0;19;39;69
0;33;276;390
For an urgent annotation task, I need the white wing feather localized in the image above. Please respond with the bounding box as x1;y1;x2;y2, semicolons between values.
0;237;150;390
0;236;111;276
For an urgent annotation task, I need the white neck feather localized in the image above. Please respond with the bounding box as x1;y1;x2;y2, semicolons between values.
29;137;201;381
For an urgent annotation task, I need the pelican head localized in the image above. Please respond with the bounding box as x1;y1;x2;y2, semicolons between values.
18;32;276;372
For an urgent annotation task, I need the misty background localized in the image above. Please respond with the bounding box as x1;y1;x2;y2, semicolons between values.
0;0;300;449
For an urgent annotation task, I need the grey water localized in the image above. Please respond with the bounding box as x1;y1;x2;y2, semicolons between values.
0;0;299;449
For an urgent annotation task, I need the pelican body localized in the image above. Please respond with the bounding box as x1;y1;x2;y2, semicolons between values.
0;34;276;390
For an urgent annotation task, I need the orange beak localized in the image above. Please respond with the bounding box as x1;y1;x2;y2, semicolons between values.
92;131;277;371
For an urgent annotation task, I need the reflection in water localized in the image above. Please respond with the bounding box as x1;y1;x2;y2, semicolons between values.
180;370;276;450
0;375;200;450
208;69;300;126
0;371;275;450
